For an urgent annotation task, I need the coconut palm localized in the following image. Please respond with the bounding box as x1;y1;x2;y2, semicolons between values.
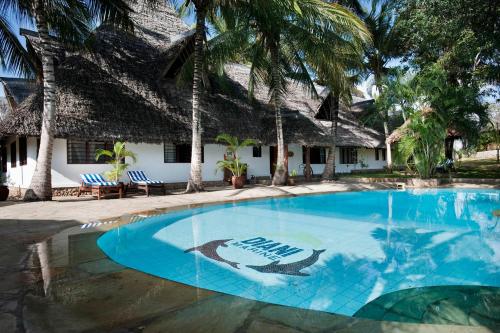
320;78;357;180
356;0;401;169
2;0;134;200
178;0;240;193
222;0;369;185
0;13;34;77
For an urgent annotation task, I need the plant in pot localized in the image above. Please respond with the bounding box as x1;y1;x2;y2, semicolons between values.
287;169;298;186
216;158;248;189
0;172;9;201
215;134;256;189
95;141;137;183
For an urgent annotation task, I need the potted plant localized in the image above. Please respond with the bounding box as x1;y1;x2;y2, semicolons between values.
216;158;248;189
0;173;9;201
95;141;137;183
287;169;298;186
215;134;256;189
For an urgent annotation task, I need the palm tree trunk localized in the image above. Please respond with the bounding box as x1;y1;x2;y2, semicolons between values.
305;146;312;181
25;5;56;201
383;119;392;170
270;41;287;186
322;94;338;180
375;78;392;171
186;5;206;193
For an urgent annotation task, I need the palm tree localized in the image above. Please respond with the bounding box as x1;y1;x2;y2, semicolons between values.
224;0;369;185
0;13;34;77
178;0;241;193
357;0;401;169
2;0;134;200
320;80;356;180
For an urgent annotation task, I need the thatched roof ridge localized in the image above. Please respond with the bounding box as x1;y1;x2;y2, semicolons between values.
0;1;384;148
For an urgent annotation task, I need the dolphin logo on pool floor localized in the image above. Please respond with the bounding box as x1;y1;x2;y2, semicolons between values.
246;249;325;276
185;239;240;269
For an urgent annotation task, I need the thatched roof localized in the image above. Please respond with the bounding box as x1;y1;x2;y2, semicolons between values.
0;1;384;148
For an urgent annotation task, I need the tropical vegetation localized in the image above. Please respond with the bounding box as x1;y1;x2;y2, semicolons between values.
95;141;137;182
2;0;134;200
215;133;255;178
205;0;370;185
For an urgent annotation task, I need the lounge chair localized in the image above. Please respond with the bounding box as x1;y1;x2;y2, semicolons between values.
78;173;123;200
127;171;166;196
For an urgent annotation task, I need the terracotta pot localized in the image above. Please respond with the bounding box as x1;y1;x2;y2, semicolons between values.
231;175;246;189
287;178;296;186
0;186;9;201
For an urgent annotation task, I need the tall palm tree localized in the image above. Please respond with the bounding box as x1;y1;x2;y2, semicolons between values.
224;0;369;185
320;79;356;180
357;0;400;169
2;0;134;200
178;0;238;193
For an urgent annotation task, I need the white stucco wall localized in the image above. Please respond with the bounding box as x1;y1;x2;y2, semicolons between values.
3;136;38;188
3;138;387;188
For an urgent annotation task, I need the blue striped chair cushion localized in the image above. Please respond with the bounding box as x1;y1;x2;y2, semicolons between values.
127;171;163;185
80;173;118;186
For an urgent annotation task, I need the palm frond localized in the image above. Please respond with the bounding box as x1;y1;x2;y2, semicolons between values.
0;14;34;77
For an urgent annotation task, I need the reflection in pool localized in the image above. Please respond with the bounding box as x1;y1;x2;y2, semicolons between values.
98;189;500;316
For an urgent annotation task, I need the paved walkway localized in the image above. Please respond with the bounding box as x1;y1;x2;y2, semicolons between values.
0;182;392;222
0;182;498;333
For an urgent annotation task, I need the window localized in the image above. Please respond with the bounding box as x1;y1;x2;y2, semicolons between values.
303;146;326;164
164;143;204;163
1;146;7;172
10;141;16;168
252;146;262;158
19;137;27;166
340;147;358;164
376;148;386;161
67;140;113;164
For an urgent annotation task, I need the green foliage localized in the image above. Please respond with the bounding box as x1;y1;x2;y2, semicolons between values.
216;158;248;177
215;133;255;177
215;133;256;159
376;65;489;147
395;0;500;85
395;111;446;178
195;0;370;101
0;14;35;77
95;141;137;182
289;169;298;177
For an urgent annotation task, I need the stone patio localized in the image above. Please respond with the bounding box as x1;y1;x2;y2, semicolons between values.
0;182;498;333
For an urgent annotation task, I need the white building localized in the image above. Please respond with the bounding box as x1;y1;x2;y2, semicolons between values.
0;3;387;193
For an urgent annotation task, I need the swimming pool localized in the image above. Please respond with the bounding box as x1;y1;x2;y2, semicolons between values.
98;189;500;316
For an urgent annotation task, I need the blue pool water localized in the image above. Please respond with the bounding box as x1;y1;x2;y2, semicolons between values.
98;189;500;316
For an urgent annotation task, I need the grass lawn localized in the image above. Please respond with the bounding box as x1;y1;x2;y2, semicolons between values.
453;158;500;179
339;158;499;179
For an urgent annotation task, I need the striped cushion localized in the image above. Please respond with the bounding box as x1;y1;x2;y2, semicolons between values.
80;173;118;186
128;171;163;185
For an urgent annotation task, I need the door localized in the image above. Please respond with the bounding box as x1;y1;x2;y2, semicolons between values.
269;146;277;176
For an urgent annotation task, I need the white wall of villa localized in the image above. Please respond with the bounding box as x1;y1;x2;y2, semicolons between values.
3;137;387;188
